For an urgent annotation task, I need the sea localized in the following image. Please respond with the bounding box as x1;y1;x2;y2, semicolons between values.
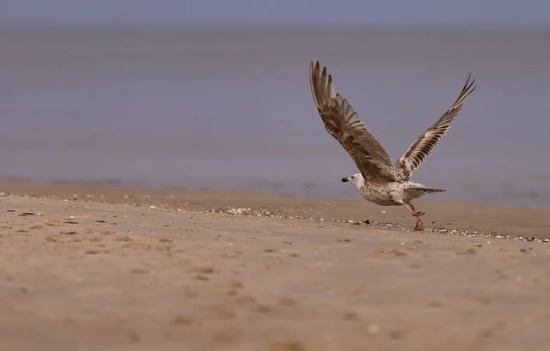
0;26;549;208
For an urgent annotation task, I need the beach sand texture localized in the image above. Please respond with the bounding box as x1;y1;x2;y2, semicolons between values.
1;182;549;351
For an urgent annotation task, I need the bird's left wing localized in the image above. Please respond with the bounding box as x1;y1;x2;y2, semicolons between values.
309;60;396;183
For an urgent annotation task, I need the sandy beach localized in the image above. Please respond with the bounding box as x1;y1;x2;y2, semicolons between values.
1;181;549;351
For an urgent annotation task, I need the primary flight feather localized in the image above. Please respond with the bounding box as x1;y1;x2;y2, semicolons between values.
309;60;476;231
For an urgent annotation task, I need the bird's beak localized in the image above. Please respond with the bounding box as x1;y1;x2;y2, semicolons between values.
341;177;349;183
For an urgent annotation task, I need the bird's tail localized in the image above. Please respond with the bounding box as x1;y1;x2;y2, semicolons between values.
419;188;446;194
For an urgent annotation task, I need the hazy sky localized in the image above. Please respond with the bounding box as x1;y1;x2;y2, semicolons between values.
1;0;549;26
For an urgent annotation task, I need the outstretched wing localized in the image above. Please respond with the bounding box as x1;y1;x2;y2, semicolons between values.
309;60;396;183
396;75;476;180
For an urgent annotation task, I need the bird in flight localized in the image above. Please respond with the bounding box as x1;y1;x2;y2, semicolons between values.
309;60;476;231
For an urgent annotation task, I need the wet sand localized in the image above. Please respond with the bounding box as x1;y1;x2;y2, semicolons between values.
1;182;549;351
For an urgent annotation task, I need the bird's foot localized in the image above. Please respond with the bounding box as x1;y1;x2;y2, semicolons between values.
413;211;425;217
413;218;424;231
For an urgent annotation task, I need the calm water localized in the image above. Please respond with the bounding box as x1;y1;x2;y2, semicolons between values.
0;27;549;207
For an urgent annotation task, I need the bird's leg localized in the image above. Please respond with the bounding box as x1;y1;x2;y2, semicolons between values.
404;202;425;232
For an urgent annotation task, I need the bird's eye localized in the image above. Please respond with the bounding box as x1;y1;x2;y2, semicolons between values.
351;176;355;179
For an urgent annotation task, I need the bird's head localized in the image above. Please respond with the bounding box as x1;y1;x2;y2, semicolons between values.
341;173;365;190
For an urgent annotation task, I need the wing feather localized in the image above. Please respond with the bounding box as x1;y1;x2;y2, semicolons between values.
309;60;395;183
396;75;476;180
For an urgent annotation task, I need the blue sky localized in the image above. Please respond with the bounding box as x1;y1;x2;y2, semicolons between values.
0;0;549;26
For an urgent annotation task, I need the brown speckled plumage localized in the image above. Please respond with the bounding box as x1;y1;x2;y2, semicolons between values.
309;60;476;231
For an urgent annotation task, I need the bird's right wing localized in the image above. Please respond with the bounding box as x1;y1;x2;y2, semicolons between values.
309;60;396;183
396;75;476;180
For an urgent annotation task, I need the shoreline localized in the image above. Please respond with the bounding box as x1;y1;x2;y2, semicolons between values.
1;181;549;239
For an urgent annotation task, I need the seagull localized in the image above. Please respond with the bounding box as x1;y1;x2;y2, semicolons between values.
309;60;476;231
